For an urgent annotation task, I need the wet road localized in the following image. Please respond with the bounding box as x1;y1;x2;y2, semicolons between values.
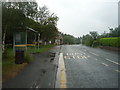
61;44;119;88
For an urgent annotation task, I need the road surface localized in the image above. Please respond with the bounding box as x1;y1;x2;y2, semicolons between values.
60;44;119;88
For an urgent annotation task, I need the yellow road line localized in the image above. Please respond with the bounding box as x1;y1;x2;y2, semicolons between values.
60;53;67;88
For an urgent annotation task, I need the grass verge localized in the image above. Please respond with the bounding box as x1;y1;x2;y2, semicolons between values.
27;44;56;53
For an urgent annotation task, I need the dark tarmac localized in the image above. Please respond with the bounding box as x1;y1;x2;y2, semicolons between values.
61;44;119;88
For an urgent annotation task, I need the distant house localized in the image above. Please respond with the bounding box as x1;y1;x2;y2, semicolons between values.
55;33;63;45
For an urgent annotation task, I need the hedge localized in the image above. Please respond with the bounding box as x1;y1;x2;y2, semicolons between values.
99;37;120;48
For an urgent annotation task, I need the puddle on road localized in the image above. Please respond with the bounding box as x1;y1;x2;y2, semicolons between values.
41;69;46;74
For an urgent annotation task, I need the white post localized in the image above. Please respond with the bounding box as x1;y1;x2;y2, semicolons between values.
34;33;37;52
13;32;15;54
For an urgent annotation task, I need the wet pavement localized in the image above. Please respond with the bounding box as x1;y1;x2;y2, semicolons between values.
2;46;61;88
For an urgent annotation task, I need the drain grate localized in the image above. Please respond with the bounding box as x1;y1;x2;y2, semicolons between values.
50;52;56;57
49;52;56;62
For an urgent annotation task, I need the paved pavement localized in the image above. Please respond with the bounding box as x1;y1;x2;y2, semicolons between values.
2;46;61;88
60;44;119;88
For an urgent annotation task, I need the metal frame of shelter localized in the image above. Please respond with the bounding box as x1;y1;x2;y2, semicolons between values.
13;27;40;53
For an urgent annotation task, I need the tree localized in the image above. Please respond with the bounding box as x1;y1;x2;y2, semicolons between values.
90;31;98;40
82;34;93;46
35;6;59;43
63;34;76;44
75;37;81;44
2;2;59;52
2;2;27;52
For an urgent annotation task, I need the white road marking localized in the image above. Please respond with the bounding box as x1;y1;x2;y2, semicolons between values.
64;56;67;59
83;56;87;59
101;63;109;66
90;52;99;56
80;56;82;58
72;56;75;59
36;86;39;88
81;56;84;58
77;56;80;59
66;53;68;55
115;70;120;72
87;56;90;57
105;58;120;65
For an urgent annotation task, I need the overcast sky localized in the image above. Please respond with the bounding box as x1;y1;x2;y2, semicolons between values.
36;0;119;37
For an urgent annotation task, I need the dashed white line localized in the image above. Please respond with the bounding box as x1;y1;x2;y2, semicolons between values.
36;86;39;88
105;58;120;65
77;56;80;59
87;55;90;58
72;56;75;59
101;63;109;66
90;52;99;56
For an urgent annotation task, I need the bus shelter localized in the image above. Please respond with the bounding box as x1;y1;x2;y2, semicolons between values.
13;27;40;64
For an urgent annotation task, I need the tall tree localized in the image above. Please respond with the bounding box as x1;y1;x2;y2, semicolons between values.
63;34;76;44
82;34;93;46
2;2;38;52
90;31;98;40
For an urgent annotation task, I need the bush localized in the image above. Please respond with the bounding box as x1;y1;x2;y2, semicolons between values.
24;52;33;63
99;37;120;47
92;40;99;47
3;48;15;61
